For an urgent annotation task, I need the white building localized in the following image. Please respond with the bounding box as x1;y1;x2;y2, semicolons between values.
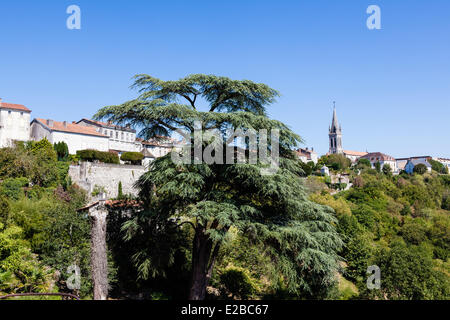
30;118;109;154
320;165;330;176
0;99;31;147
343;150;368;163
361;152;398;173
295;147;318;164
397;156;432;174
434;157;450;173
77;119;140;153
137;137;177;159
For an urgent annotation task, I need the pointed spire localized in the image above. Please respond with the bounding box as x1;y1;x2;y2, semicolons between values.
330;101;340;133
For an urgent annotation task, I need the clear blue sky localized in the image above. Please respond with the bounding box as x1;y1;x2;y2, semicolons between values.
1;0;449;158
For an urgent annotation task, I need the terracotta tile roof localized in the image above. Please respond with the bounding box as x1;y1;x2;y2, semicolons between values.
77;118;136;133
343;150;368;157
362;152;395;161
0;102;31;112
34;118;108;137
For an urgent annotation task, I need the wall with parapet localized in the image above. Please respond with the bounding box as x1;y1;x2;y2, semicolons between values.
69;162;146;199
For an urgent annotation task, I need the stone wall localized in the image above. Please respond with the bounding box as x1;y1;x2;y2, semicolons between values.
69;162;146;199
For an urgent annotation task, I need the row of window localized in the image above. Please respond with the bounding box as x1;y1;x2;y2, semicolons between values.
5;110;25;116
102;129;134;142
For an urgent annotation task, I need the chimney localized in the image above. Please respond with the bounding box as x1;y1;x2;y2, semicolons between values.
312;147;314;152
0;98;2;107
63;121;67;128
46;119;54;127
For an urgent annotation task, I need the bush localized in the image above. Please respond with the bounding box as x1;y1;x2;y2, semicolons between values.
120;152;144;165
54;142;69;161
0;177;29;201
356;158;371;169
220;266;258;299
401;218;429;245
382;164;392;176
414;163;428;175
76;149;120;164
319;154;351;171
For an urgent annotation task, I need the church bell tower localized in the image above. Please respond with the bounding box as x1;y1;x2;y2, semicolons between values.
329;102;343;154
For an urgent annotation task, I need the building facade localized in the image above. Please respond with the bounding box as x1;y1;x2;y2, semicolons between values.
361;152;398;172
0;99;31;147
295;147;318;164
77;119;139;153
30;118;110;154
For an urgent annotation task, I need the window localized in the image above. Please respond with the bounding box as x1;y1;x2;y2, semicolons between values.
20;112;23;116
8;111;11;115
110;131;113;137
116;132;118;139
121;132;124;140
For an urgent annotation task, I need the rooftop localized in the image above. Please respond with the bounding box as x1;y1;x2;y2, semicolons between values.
362;152;396;161
34;118;108;137
77;118;136;133
0;99;31;113
343;150;368;156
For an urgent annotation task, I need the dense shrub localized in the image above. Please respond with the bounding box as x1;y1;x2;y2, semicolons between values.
360;241;449;300
54;142;69;161
319;154;351;171
414;163;428;175
220;266;258;299
0;177;29;201
120;152;144;165
76;149;120;164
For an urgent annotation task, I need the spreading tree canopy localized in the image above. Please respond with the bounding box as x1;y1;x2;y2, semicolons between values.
95;74;343;300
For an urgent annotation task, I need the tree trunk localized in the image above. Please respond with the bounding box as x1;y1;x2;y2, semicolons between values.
90;202;109;300
189;226;221;300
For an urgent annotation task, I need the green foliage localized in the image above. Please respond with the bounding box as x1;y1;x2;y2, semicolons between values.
382;163;392;176
360;241;449;300
0;195;10;227
414;163;428;175
0;142;92;298
374;161;381;173
76;149;120;164
54;142;69;161
428;159;447;174
0;225;54;294
97;74;343;299
120;152;144;165
0;139;61;187
319;154;351;171
91;185;106;197
356;158;371;169
310;170;450;300
401;218;429;245
117;182;123;199
0;177;29;201
219;266;258;299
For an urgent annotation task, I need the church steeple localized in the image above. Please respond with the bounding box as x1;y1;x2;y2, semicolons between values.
329;102;343;154
330;102;340;134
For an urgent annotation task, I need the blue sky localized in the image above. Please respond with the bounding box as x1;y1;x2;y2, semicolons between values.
1;0;449;158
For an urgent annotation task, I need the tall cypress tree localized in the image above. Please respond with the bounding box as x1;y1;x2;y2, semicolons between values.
95;74;343;299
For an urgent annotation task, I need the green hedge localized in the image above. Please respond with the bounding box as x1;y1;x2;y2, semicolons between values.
120;152;144;165
76;149;120;164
